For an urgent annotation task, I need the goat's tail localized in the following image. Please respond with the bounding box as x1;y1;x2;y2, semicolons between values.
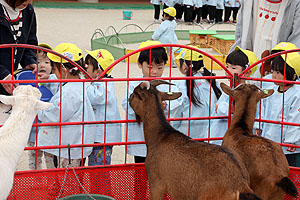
239;193;262;200
277;177;298;197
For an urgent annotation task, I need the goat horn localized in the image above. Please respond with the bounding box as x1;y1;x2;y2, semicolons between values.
233;83;244;90
140;81;151;90
150;79;174;87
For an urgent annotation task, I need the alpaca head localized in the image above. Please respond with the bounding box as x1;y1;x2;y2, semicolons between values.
129;79;181;123
220;83;274;103
0;85;51;112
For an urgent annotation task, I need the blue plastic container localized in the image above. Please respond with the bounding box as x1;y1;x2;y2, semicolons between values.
123;10;132;20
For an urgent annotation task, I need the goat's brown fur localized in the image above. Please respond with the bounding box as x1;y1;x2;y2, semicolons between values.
129;80;261;200
221;83;298;200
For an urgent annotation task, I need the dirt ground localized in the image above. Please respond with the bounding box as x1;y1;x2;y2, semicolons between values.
16;7;236;171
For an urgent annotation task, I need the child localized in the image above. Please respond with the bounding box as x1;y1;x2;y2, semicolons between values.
150;0;161;23
206;0;217;24
37;43;96;169
121;40;182;199
27;43;53;170
215;0;224;23
193;0;202;25
174;46;221;139
258;42;300;167
224;0;240;23
85;49;121;166
209;46;258;145
174;0;184;22
85;49;121;194
183;0;194;24
152;7;178;67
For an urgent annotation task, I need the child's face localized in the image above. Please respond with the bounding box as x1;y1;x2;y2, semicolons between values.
271;70;284;86
38;53;51;75
86;63;102;79
138;61;164;77
226;63;244;75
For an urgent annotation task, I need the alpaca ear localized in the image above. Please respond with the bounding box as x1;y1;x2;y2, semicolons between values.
161;91;182;101
0;95;16;106
259;89;274;99
35;100;52;110
220;83;234;97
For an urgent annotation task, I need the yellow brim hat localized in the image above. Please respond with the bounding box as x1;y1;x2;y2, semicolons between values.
175;46;204;62
272;42;300;77
163;7;176;17
48;43;83;63
38;43;52;50
235;46;258;75
86;49;115;74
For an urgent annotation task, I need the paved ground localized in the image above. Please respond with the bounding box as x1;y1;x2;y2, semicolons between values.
16;6;236;171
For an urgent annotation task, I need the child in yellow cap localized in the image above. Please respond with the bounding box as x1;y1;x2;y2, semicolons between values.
37;43;96;169
84;49;121;193
258;42;300;167
174;46;221;139
152;7;178;68
121;40;182;199
27;43;53;170
210;46;259;146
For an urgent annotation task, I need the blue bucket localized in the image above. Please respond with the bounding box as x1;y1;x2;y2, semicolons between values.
123;10;132;20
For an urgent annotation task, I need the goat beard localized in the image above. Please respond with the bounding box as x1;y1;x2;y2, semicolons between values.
135;114;142;125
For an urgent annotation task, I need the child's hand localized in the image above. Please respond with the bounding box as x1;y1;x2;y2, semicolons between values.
38;72;50;80
287;146;296;152
215;104;219;113
162;101;166;110
255;129;261;136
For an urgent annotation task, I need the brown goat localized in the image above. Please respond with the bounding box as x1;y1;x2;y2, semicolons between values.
129;80;262;200
220;83;298;200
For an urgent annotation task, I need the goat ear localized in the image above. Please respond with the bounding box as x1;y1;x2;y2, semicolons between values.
36;101;52;110
161;92;182;101
0;95;15;106
259;89;274;99
220;83;234;97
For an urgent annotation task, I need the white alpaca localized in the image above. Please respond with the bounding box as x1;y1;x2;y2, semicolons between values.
0;85;51;200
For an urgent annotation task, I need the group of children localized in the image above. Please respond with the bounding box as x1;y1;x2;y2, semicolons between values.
25;39;300;172
150;0;241;25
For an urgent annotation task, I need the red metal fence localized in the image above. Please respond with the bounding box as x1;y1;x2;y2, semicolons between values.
0;44;299;199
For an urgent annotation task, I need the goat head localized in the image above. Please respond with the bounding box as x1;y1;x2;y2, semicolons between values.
129;80;181;123
220;83;274;102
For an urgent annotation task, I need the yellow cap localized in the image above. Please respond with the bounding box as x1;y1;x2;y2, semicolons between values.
138;40;162;49
86;49;115;74
272;42;300;77
48;43;83;63
38;43;52;50
163;7;176;17
175;46;204;61
235;46;258;75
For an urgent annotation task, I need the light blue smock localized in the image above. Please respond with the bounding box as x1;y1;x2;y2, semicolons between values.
150;0;161;5
86;81;122;143
205;0;217;6
183;0;194;6
202;0;207;5
29;74;59;143
152;20;178;45
216;0;224;9
174;72;219;139
225;0;240;7
260;84;300;154
177;0;183;4
195;0;203;8
38;82;96;159
209;92;230;145
163;0;178;7
122;79;182;157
